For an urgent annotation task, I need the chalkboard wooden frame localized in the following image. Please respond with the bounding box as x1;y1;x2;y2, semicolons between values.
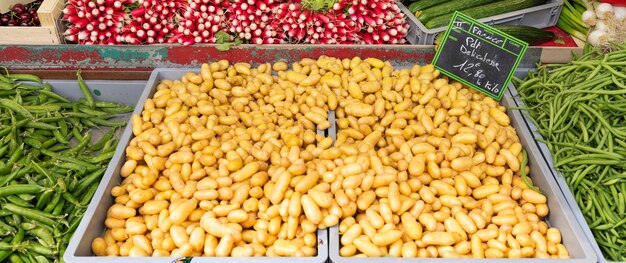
432;12;528;101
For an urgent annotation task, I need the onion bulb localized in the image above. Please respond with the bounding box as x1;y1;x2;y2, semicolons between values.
582;10;597;26
588;30;609;47
613;6;626;21
595;20;609;32
596;3;614;19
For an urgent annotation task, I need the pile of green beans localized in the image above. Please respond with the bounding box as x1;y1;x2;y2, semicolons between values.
0;70;133;263
514;44;626;261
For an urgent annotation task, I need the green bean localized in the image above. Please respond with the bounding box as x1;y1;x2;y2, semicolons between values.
36;90;69;103
99;133;114;148
23;105;61;113
0;99;33;118
7;74;42;84
66;131;92;155
3;204;58;227
29;227;54;250
45;144;69;152
90;129;115;151
100;104;134;113
7;196;33;208
79;183;99;207
62;111;93;118
0;219;15;234
80;118;96;127
41;150;97;169
0;73;13;83
57;119;68;138
520;150;541;193
24;244;53;258
56;163;86;174
73;168;105;195
0;185;44;197
61;192;82;208
0;145;9;159
89;118;127;127
0;82;15;90
76;70;95;109
23;138;42;150
78;106;108;117
42;192;61;214
16;84;43;91
52;199;65;216
88;150;115;164
71;126;82;142
52;130;68;145
29;131;51;142
6;145;23;167
24;121;58;130
33;255;49;263
35;190;53;211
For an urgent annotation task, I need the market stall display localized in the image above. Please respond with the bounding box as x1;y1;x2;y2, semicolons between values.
1;0;626;261
53;56;592;261
0;71;134;262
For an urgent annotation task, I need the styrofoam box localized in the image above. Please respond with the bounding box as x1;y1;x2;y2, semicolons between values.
329;83;597;263
64;68;329;263
506;83;618;263
399;0;564;45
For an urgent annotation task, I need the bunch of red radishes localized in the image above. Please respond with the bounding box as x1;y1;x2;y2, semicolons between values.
63;0;133;44
62;0;408;45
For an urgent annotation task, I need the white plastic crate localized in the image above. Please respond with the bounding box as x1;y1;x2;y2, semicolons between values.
64;69;330;263
400;0;563;45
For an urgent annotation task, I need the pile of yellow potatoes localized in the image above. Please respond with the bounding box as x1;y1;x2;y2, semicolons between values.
91;57;569;259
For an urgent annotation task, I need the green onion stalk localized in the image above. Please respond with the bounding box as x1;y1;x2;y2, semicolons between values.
558;0;590;41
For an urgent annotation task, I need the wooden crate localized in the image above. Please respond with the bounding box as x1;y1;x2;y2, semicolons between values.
0;0;33;13
0;0;64;45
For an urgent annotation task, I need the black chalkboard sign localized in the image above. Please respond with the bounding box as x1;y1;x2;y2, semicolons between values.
432;12;528;100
